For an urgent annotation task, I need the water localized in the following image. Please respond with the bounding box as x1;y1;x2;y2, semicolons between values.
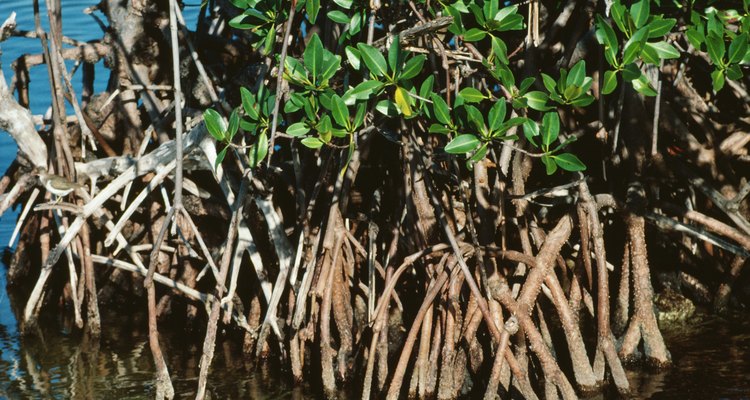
2;2;750;399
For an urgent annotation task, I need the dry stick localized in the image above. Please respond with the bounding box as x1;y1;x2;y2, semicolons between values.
613;242;631;334
169;0;184;210
387;266;452;398
195;177;247;400
320;233;344;398
651;60;664;156
414;140;540;398
37;0;75;178
80;222;100;336
266;0;297;167
578;182;630;392
9;188;39;246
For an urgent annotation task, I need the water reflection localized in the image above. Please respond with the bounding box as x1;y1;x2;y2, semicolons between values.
0;300;309;399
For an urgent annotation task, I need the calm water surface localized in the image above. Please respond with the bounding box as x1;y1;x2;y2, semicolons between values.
1;1;750;399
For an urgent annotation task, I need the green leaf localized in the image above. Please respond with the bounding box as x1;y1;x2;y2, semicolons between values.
465;105;486;133
610;3;628;34
248;132;268;167
263;25;276;55
301;137;325;149
622;63;641;81
431;94;452;125
286;122;309;137
400;55;426;80
497;14;523;31
349;80;384;100
563;85;583;101
541;112;560;148
357;43;388;77
215;147;227;168
726;64;743;80
304;34;324;83
685;28;705;50
419;75;435;100
519;77;535;93
595;15;618;55
388;35;403;76
647;18;676;38
306;0;320;23
568;95;595;107
330;95;350;129
227;108;240;139
488;100;507;132
541;73;558;94
602;70;618;95
524;91;552;111
317;114;332;134
491;37;509;64
353;103;367;129
623;27;648;64
445;134;481;154
711;69;725;92
320;53;342;83
429;123;452;134
728;33;748;64
567;60;586;88
458;87;486;103
327;10;350;24
467;144;489;169
463;28;487;41
553;153;586;172
541;154;558;175
345;46;361;70
204;109;226;141
646;41;680;59
630;0;650;29
523;119;539;147
375;99;399;117
705;33;726;66
632;73;658;96
240;87;258;120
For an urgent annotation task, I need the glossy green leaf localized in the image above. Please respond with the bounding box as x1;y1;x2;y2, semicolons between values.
330;95;350;129
630;0;650;29
375;99;399;117
227;108;240;139
301;137;325;149
286;122;309;137
524;91;552;111
349;80;384;99
646;18;676;38
304;34;324;83
602;70;618;95
345;46;361;70
523;119;539;146
728;33;748;64
711;69;725;92
488;100;507;132
400;55;426;80
646;41;680;59
553;153;586;172
623;27;648;64
388;35;403;76
429;123;452;134
458;87;486;103
357;43;388;77
705;33;725;66
567;60;586;88
306;0;320;23
445;134;481;154
541;73;558;94
541;112;559;148
204;109;226;141
327;10;350;24
595;15;618;54
542;154;558;175
632;73;658;96
463;28;487;41
215;147;227;168
431;94;452;125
